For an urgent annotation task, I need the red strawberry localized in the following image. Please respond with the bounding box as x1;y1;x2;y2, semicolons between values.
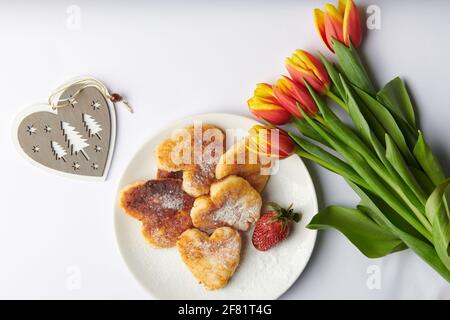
252;202;301;251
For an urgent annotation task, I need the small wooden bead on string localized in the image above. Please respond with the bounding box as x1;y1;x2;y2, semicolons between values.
48;78;133;113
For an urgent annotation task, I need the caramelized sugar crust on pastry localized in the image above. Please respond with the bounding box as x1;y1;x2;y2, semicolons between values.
177;227;241;290
190;175;262;231
120;179;194;247
215;138;270;193
156;169;183;180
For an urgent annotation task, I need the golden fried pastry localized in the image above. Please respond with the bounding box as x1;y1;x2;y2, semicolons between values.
141;211;192;248
177;227;241;290
215;138;271;193
155;134;193;172
120;179;194;248
155;124;225;197
181;161;216;197
190;175;262;231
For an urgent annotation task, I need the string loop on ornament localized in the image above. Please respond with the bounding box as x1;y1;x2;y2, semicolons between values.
48;77;133;113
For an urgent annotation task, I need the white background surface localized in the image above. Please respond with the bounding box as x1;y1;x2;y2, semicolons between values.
1;0;449;299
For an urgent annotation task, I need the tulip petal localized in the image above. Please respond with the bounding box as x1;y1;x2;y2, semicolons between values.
314;9;333;52
343;0;362;47
248;125;295;159
273;76;318;117
273;83;301;118
324;4;345;46
286;56;318;82
324;3;344;22
248;96;292;125
338;0;346;16
250;109;291;125
254;83;277;100
277;132;296;158
283;76;318;115
286;61;326;95
295;50;330;89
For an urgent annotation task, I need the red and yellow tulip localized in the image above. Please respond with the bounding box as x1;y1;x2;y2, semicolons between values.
248;83;292;125
285;50;330;95
273;76;317;118
314;0;362;52
248;125;296;159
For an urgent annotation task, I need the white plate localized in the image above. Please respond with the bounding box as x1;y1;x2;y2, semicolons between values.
114;113;317;299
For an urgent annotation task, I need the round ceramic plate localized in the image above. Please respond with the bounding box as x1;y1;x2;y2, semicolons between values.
114;113;317;299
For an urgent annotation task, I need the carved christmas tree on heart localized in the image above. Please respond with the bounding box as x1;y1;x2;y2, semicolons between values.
50;140;67;162
82;113;102;140
61;121;90;160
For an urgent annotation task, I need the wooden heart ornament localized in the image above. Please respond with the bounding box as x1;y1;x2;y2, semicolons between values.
13;78;116;181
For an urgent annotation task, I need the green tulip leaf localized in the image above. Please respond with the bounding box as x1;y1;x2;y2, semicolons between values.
308;205;406;258
353;84;416;166
332;40;376;95
339;77;427;225
319;53;345;98
292;117;330;147
377;77;416;128
290;133;369;190
409;167;435;197
425;179;450;271
350;182;450;281
413;131;446;186
385;134;427;205
296;101;430;240
385;134;431;230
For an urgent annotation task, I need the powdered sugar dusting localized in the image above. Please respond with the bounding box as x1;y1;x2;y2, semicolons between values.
159;193;184;210
195;235;240;263
191;162;215;185
212;198;260;231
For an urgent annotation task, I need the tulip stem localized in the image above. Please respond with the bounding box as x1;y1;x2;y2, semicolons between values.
327;91;349;113
315;115;326;126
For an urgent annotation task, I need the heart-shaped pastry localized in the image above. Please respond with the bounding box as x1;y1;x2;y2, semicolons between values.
190;175;262;231
177;227;241;290
120;179;194;248
13;79;116;181
215;138;271;193
155;124;225;197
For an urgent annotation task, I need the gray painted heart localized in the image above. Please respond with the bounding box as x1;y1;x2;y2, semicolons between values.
16;85;114;179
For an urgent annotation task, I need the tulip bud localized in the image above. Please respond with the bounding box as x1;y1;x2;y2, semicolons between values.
285;50;330;95
314;0;362;52
248;125;296;159
273;76;318;118
248;83;292;125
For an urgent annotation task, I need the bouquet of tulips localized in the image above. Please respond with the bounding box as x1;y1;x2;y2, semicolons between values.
247;0;450;282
